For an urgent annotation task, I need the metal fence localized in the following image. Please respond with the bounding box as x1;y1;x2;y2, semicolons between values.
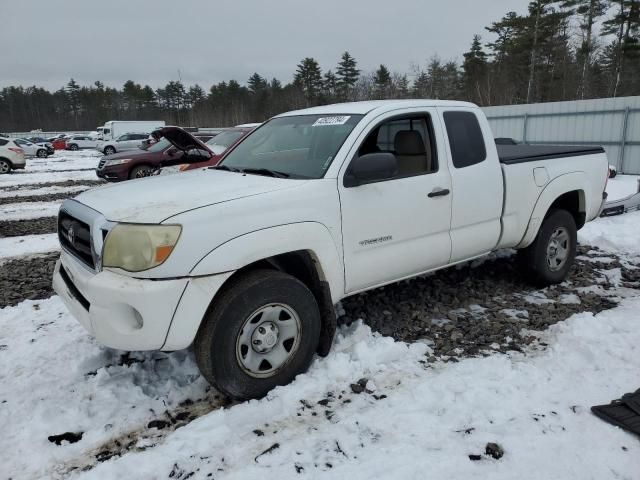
483;96;640;175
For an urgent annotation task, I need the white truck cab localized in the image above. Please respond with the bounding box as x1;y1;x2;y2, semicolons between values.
53;100;609;400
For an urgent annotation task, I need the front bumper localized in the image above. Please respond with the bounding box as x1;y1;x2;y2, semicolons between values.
53;250;233;351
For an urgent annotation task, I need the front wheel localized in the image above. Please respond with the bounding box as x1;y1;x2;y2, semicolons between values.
104;146;116;155
36;149;47;158
519;209;577;286
129;165;153;179
194;269;321;400
69;144;79;151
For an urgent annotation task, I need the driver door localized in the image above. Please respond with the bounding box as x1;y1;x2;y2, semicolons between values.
339;110;453;293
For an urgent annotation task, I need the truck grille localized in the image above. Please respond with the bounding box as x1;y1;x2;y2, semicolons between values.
58;211;95;269
97;159;107;170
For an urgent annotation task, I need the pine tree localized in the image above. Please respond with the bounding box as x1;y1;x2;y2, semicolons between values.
373;65;392;99
561;0;608;98
323;70;338;102
293;57;323;106
462;35;490;104
336;51;360;101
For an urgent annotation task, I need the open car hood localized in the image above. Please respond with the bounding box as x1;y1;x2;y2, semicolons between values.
152;126;212;154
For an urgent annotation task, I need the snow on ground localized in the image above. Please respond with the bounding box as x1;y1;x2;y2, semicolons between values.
0;169;100;188
579;210;640;258
606;174;639;201
0;201;61;220
24;150;101;173
0;234;59;262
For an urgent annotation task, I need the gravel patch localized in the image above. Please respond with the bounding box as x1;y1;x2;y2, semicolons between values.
0;191;87;205
0;252;59;308
338;246;639;360
0;217;57;237
0;180;103;194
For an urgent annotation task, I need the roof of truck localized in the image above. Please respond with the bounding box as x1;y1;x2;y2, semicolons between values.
277;100;477;117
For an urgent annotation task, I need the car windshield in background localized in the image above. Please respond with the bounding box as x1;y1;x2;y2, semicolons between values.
148;138;170;152
220;114;363;179
205;131;245;155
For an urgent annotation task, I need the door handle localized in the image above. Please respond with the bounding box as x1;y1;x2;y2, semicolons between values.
428;188;450;198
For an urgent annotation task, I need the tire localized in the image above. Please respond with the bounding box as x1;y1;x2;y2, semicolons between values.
129;165;153;179
0;159;11;174
194;269;321;400
104;146;116;155
69;144;79;151
36;149;47;158
519;209;577;286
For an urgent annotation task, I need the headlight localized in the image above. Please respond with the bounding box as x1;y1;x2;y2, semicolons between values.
105;158;131;165
102;224;181;272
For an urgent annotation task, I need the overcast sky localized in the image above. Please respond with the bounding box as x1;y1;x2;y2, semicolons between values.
3;0;532;91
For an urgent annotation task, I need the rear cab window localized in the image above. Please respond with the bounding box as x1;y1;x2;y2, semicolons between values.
443;111;486;168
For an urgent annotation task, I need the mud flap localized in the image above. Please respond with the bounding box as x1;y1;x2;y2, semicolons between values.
316;281;336;357
591;389;640;437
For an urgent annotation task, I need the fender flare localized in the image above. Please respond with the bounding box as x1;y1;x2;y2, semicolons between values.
189;221;345;303
517;172;586;249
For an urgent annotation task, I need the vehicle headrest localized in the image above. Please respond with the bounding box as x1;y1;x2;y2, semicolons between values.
394;130;426;155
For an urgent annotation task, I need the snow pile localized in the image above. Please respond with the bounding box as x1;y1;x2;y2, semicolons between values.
579;210;640;258
0;233;59;262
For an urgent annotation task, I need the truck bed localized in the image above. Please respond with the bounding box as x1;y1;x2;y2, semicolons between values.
497;144;605;165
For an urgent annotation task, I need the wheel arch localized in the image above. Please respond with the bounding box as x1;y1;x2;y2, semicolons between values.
163;223;344;354
517;172;587;249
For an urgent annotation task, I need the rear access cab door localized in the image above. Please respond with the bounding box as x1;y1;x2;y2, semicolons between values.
338;107;453;294
437;107;504;263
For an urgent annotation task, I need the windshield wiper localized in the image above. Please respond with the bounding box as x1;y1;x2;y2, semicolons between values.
241;168;290;178
209;165;242;173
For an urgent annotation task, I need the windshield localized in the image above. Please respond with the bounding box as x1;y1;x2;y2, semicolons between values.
220;115;362;179
205;130;245;155
148;138;170;152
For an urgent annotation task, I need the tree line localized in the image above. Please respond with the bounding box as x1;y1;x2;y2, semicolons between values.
2;0;640;132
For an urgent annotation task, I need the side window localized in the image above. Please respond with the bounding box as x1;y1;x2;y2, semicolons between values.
356;114;438;179
118;134;129;141
0;139;8;146
443;111;487;168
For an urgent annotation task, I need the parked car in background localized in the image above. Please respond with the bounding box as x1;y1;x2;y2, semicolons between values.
179;125;256;171
98;121;165;141
96;137;187;181
0;137;26;173
25;137;55;156
13;138;51;157
65;135;99;151
97;132;149;155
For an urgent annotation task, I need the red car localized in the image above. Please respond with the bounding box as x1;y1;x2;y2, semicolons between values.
96;127;254;182
179;126;256;171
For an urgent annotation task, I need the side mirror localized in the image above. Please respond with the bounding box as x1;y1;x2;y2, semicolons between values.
344;152;398;187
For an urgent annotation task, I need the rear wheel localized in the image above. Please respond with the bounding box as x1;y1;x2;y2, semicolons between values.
129;165;154;179
0;159;11;174
69;144;79;151
36;149;47;158
104;146;116;155
194;269;321;400
519;209;577;286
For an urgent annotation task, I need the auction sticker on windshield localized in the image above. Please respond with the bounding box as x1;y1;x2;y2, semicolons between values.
313;116;351;126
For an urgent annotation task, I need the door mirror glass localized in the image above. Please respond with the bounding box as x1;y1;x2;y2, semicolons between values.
344;152;398;187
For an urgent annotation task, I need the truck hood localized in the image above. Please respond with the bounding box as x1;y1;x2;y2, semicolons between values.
75;169;303;223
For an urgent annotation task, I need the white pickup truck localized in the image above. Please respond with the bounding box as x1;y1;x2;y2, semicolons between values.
53;100;609;400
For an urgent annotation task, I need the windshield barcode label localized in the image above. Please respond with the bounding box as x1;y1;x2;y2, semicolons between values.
313;116;351;126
